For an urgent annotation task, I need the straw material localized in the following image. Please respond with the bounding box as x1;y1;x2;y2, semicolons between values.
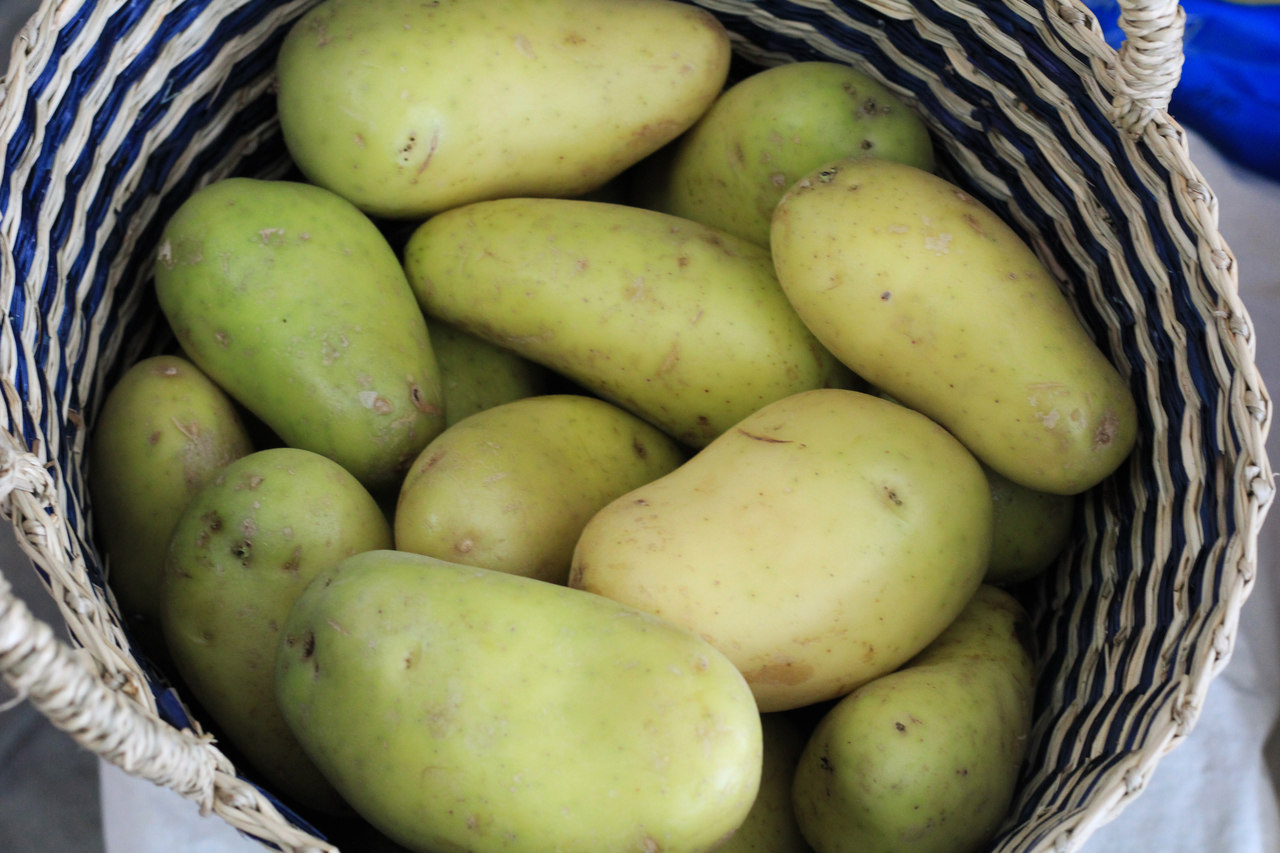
0;0;1271;851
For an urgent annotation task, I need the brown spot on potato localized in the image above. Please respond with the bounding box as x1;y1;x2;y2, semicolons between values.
1094;411;1121;448
746;659;814;686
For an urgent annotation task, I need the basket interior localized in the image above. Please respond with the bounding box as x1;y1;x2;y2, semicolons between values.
0;1;1270;851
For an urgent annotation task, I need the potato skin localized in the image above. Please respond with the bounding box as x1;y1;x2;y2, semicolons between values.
792;586;1035;853
426;317;549;427
771;157;1138;495
570;388;992;712
161;447;391;813
89;354;253;624
276;550;763;853
403;197;854;447
153;177;445;494
394;394;686;584
275;0;731;218
634;61;935;246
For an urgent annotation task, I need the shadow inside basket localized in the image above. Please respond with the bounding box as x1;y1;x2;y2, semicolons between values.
1;0;1268;851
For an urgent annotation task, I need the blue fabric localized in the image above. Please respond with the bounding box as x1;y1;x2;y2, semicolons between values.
1086;0;1280;181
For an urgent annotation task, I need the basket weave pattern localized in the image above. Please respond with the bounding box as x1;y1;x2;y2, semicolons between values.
0;1;1271;851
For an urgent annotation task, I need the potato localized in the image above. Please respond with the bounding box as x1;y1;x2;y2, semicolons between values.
403;197;854;447
88;354;253;624
276;550;762;853
717;713;813;853
426;317;550;427
985;464;1075;585
771;157;1138;494
792;585;1035;853
275;0;731;218
570;388;991;712
153;177;445;494
633;61;935;246
161;447;392;813
394;394;686;584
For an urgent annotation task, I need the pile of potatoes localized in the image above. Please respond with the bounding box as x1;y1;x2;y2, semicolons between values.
87;1;1139;851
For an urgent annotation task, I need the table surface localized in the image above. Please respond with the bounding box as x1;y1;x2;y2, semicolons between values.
1;1;1279;852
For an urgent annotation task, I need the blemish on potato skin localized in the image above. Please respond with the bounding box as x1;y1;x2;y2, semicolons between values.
745;659;814;686
736;428;792;444
1093;411;1121;448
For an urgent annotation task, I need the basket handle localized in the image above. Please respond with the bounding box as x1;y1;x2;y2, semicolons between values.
1110;0;1186;132
0;432;337;853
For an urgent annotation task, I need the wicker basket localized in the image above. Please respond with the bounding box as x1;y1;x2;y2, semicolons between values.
0;0;1271;850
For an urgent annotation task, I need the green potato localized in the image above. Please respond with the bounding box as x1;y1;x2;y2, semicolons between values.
88;355;254;625
717;713;813;853
275;0;731;219
570;388;991;712
426;317;550;427
403;197;855;447
792;585;1035;853
154;177;445;494
985;464;1075;585
276;550;763;853
633;61;935;246
395;394;686;584
772;157;1138;495
161;447;392;813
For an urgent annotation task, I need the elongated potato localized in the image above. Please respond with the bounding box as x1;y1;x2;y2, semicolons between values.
277;550;762;853
771;157;1137;494
276;0;731;218
403;197;854;447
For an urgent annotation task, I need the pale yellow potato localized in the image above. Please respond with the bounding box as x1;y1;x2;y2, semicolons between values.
570;388;991;712
792;585;1035;853
772;157;1137;495
394;394;686;584
276;550;762;853
275;0;731;219
403;197;855;447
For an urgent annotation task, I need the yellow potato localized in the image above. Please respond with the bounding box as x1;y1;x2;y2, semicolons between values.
571;388;991;712
771;157;1138;495
403;198;854;447
395;394;686;584
276;0;731;218
276;550;762;853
